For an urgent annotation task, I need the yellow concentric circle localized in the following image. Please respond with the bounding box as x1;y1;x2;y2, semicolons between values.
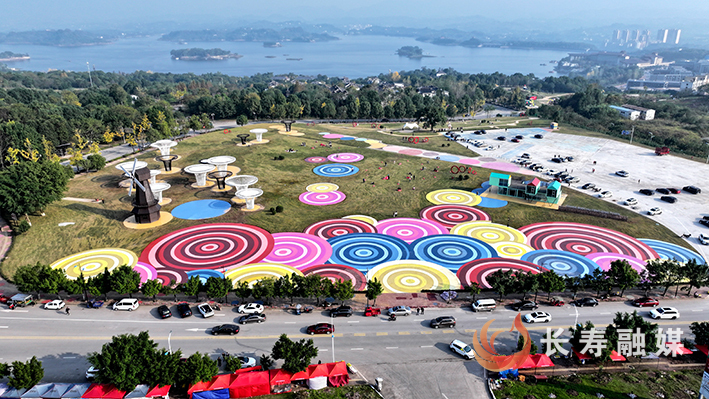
223;263;304;288
342;215;378;226
426;189;481;206
306;183;340;193
366;260;461;293
451;221;527;244
489;241;535;259
50;248;138;280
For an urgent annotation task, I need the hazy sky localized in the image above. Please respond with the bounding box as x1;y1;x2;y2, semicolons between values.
3;0;709;32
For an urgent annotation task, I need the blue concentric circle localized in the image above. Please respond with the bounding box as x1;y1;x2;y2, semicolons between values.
327;233;410;271
639;239;706;265
522;249;599;277
186;269;226;284
313;163;359;177
410;235;498;271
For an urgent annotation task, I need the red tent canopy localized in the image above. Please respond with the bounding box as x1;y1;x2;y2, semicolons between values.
82;384;126;399
695;344;708;356
517;356;537;369
269;369;293;386
326;362;348;376
187;381;210;398
306;364;329;378
668;343;693;355
228;371;270;399
103;387;127;399
145;386;170;398
290;369;309;381
233;366;261;375
572;348;593;361
531;354;554;368
610;350;627;362
208;374;234;391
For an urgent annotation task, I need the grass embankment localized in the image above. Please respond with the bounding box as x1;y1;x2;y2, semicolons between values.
498;369;702;399
0;122;689;279
249;385;379;399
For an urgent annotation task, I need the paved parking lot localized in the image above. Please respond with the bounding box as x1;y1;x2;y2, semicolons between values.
459;128;709;262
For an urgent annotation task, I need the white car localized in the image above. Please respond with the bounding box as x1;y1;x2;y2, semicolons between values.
112;298;140;311
649;307;680;320
485;146;494;151
238;356;256;369
699;233;709;245
449;339;475;360
388;305;412;316
616;170;629;177
44;300;66;310
522;311;552;323
625;198;638;206
598;191;612;198
86;366;99;380
197;303;214;318
648;207;662;216
546;169;558;176
238;303;265;314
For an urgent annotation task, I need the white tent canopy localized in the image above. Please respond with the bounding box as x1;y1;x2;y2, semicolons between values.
41;384;73;399
22;384;53;399
125;385;149;399
0;384;9;398
1;387;27;399
402;123;419;130
59;384;90;399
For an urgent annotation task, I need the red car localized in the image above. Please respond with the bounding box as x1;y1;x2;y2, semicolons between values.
632;297;659;307
0;294;8;304
307;323;334;335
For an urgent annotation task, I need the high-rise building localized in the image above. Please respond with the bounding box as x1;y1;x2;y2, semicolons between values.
612;30;621;41
668;29;681;44
657;29;668;43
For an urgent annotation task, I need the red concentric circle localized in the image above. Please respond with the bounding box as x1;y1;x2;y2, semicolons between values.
457;258;547;289
419;204;490;229
303;218;377;240
301;264;367;290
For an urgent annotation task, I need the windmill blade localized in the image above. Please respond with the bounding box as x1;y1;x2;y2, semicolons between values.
133;179;147;193
119;165;141;196
131;158;138;174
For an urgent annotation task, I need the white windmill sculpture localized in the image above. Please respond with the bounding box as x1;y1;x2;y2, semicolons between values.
119;159;161;223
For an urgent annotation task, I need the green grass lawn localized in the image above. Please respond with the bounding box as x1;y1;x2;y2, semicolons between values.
0;122;690;279
248;385;379;399
497;369;703;399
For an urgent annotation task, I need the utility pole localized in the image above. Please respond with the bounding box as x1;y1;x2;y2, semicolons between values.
87;62;93;88
629;125;635;144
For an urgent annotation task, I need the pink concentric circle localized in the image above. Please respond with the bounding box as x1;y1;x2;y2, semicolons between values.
585;252;648;274
262;232;333;270
299;191;347;206
327;153;365;163
305;156;328;163
304;218;377;240
376;218;449;244
419;205;490;229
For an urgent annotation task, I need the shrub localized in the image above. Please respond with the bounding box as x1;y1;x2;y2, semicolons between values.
13;220;31;235
269;207;276;215
86;154;106;171
62;165;75;178
463;174;470;180
278;155;285;160
275;205;284;213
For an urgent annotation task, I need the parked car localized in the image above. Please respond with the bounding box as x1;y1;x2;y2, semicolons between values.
211;324;240;335
598;191;613;198
565;176;580;183
615;170;629;177
648;207;662;215
44;300;66;310
668;188;681;194
656;188;671;194
157;305;172;319
683;185;701;194
430;316;456;329
521;153;531;159
496;136;506;141
177;303;192;318
660;196;677;203
572;298;599;307
307;323;334;335
0;294;8;304
388;306;412;316
197;303;214;318
701;219;709;228
239;313;266;324
511;138;520;143
639;189;654;196
534;134;544;139
449;339;475;360
238;303;265;314
581;183;596;190
515;135;524;140
86;366;99;380
112;298;139;311
699;233;709;245
238;356;256;369
649;307;679;320
625;198;638;206
551;157;564;163
565;156;575;162
511;300;538;311
523;311;552;323
86;299;104;308
330;305;353;317
632;297;659;307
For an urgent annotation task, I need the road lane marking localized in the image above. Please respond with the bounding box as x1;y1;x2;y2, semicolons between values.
0;326;8;328
568;314;577;316
508;316;516;318
347;321;360;323
464;329;476;333
354;333;365;336
476;317;488;320
692;309;703;312
320;349;328;352
441;330;454;334
420;331;432;335
398;332;410;335
414;319;424;321
0;310;28;313
386;347;398;349
600;312;611;315
420;345;434;348
351;348;364;351
284;322;296;324
376;332;388;336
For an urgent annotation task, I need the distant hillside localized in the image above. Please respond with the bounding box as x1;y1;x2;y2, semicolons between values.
0;29;114;46
170;48;241;61
160;27;338;43
0;51;29;61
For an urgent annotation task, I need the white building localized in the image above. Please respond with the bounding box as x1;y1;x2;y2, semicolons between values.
621;104;655;120
609;105;641;120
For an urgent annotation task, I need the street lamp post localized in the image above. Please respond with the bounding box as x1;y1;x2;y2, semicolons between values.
168;330;173;355
87;62;93;88
331;314;335;363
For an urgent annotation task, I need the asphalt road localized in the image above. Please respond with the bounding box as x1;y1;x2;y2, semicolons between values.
1;297;707;398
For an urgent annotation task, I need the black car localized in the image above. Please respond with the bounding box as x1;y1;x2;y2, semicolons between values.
211;324;240;335
581;183;596;190
511;300;538;311
551;157;564;163
497;136;506;141
660;196;677;203
668;188;681;194
157;305;172;319
565;156;574;162
330;305;353;317
521;153;531;159
511;138;520;143
700;219;709;228
573;298;599;307
656;188;670;194
683;185;701;194
515;135;524;140
176;303;192;318
534;134;544;139
639;189;654;196
480;130;487;134
430;316;456;329
239;313;266;324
